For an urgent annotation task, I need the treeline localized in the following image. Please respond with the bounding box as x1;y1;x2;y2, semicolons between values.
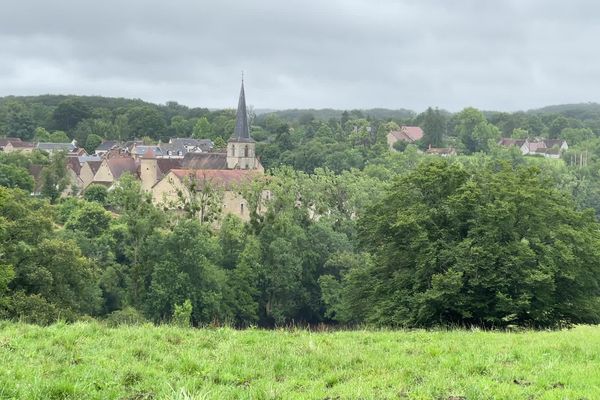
1;148;600;328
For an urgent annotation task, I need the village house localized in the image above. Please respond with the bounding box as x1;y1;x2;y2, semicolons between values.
80;160;103;189
159;138;213;158
387;126;424;150
91;157;138;187
426;145;457;156
37;140;78;154
498;138;568;159
94;140;122;157
130;144;163;160
0;138;35;153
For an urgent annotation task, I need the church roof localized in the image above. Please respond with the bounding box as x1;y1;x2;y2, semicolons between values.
229;80;254;143
182;152;228;169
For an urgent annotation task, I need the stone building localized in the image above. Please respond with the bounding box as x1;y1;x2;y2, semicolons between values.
148;80;264;221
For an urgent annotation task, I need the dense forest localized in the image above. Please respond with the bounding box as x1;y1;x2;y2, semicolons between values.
2;95;600;328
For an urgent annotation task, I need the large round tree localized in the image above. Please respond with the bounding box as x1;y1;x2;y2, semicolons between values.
358;159;600;328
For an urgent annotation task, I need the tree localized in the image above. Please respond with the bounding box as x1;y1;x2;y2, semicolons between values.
511;128;529;139
2;101;35;140
40;152;69;203
83;184;109;205
65;202;112;237
53;98;92;132
421;107;446;147
0;164;34;192
170;116;194;137
172;299;193;327
454;107;486;153
72;118;116;145
49;131;70;143
84;133;103;154
548;115;569;139
560;128;594;146
33;127;51;142
192;117;212;139
109;174;164;306
472;121;501;153
358;159;600;328
144;220;226;324
125;106;166;140
225;236;261;326
173;173;224;224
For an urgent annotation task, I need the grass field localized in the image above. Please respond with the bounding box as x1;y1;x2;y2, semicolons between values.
0;322;599;399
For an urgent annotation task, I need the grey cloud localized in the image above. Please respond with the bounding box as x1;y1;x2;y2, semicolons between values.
1;0;600;111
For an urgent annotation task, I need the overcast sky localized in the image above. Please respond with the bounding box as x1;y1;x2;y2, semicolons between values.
1;0;599;112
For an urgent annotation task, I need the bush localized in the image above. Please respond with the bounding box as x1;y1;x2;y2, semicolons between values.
172;299;193;327
104;307;148;327
0;292;64;325
83;184;109;205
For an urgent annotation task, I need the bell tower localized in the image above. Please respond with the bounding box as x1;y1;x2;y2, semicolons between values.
227;79;257;169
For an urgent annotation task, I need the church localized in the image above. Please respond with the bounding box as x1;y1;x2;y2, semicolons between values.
145;80;264;221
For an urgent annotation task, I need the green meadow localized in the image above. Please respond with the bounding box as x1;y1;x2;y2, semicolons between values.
0;322;599;399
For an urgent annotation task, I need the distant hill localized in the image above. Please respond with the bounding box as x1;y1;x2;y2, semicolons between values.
256;108;416;123
0;94;153;110
527;103;600;120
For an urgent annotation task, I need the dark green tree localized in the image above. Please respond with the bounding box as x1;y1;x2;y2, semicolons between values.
358;159;600;328
0;164;34;192
421;107;446;148
53;98;92;132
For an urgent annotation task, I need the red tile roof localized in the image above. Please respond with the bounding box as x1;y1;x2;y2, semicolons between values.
390;126;424;143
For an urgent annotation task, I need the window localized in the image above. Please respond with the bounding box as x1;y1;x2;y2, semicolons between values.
231;145;235;156
244;145;249;157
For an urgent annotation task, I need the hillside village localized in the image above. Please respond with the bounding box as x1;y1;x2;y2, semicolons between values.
1;82;265;221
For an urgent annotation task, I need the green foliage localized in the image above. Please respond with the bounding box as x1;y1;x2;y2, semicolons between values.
40;151;69;203
65;202;112;237
53;98;92;132
2;323;600;398
171;299;193;327
143;220;225;324
358;159;600;328
84;133;103;153
104;306;148;327
125;106;166;140
0;164;34;192
192;117;211;139
83;184;109;205
420;107;446;147
49;131;70;143
1;101;35;140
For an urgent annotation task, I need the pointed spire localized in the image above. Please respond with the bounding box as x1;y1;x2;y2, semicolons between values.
230;78;254;142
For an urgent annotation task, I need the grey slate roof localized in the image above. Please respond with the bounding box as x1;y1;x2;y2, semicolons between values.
37;142;76;152
132;145;163;157
229;81;254;143
95;141;122;152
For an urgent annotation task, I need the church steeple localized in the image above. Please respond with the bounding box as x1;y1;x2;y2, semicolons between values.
227;77;258;170
230;79;253;142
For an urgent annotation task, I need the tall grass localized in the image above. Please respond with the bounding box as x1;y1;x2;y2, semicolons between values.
0;322;598;399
